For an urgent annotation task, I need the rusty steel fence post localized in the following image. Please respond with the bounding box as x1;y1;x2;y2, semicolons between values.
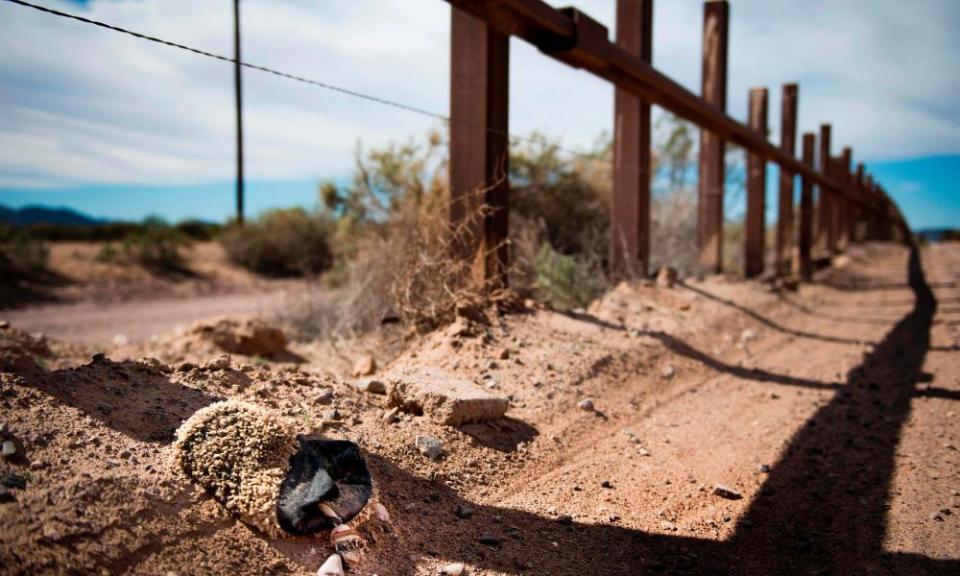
612;0;653;279
449;7;510;288
776;83;798;277
837;146;852;250
816;124;832;260
852;163;864;242
797;132;816;281
745;87;768;278
697;0;729;273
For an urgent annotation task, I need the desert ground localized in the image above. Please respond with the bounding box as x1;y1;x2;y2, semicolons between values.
1;241;958;575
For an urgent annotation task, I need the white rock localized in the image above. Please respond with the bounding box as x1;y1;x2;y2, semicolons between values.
438;562;465;576
415;435;443;460
1;440;15;457
578;398;595;411
354;378;386;395
660;365;676;379
317;554;344;576
112;333;129;346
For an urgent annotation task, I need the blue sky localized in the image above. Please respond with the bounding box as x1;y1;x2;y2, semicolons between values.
1;0;958;229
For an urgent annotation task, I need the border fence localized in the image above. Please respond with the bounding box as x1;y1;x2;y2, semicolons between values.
4;0;910;291
447;0;909;288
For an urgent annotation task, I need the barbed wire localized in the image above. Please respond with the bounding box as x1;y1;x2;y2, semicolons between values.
3;0;610;165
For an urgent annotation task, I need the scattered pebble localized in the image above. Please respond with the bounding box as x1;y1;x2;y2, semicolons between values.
656;266;678;288
578;398;595;411
714;484;743;500
477;532;500;546
455;504;475;519
352;354;377;377
438;562;465;576
757;463;771;473
1;440;15;458
660;365;676;379
415;436;443;460
601;480;614;489
637;448;651;457
382;407;400;424
354;378;386;395
316;553;344;576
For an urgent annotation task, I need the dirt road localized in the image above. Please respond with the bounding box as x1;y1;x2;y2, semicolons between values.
1;242;957;575
3;287;303;345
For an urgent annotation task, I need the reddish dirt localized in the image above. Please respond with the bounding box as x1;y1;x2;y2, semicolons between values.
1;242;958;575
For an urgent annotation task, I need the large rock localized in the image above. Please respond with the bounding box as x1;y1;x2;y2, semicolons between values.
189;317;287;357
386;367;509;426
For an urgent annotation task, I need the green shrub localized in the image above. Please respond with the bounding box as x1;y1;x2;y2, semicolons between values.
121;217;190;271
533;243;607;310
219;208;334;277
0;225;49;279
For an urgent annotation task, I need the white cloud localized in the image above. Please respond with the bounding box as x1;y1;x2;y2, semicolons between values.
0;0;957;190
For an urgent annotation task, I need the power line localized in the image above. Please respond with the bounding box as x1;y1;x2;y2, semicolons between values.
3;0;609;164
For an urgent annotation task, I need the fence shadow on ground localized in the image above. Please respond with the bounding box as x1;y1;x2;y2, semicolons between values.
323;246;957;575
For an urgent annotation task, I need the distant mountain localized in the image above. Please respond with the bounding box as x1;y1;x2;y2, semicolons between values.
915;228;957;242
0;204;106;227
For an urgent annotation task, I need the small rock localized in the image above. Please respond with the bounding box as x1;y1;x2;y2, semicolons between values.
485;360;499;370
660;365;676;379
317;553;344;576
209;354;231;370
601;480;614;489
323;409;341;421
941;507;952;516
578;398;595;411
637;448;650;457
477;532;500;546
930;512;944;522
352;354;377;377
455;504;475;519
354;379;386;395
740;329;757;343
314;388;335;405
1;473;27;489
656;266;678;288
757;464;771;473
415;435;443;460
714;484;743;500
498;348;510;360
382;407;400;424
1;441;15;458
0;320;9;329
177;362;197;372
438;562;465;576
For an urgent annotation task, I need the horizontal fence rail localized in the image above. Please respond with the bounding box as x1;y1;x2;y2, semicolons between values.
445;0;910;284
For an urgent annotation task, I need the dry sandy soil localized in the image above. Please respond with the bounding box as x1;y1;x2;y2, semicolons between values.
1;241;958;575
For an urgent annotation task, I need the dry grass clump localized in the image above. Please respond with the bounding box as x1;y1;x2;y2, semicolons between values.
220;208;334;277
173;400;298;537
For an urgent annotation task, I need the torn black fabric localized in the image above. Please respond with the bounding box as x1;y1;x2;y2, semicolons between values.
276;437;373;535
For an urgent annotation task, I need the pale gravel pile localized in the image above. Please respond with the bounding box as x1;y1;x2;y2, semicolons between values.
173;400;297;537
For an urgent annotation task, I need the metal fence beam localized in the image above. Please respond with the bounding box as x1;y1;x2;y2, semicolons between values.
697;0;729;273
611;0;653;278
449;8;510;287
776;83;798;277
798;132;816;281
745;86;768;278
816;124;832;259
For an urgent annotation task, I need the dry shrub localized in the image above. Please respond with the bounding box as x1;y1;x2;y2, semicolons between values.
282;133;499;340
220;208;334;277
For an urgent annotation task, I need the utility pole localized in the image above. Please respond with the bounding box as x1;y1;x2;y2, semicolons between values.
233;0;244;224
